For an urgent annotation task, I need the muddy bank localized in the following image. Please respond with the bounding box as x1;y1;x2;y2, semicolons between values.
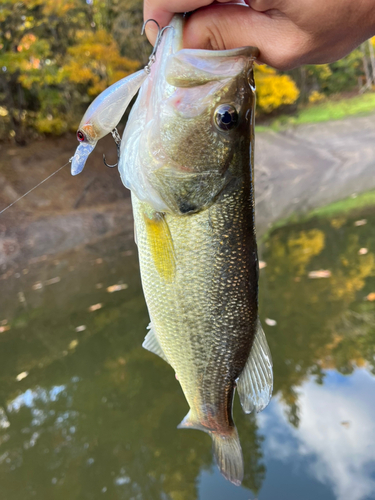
1;112;375;266
255;113;375;230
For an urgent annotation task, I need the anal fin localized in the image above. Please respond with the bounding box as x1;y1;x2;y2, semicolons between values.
237;318;273;414
177;410;208;433
142;323;169;364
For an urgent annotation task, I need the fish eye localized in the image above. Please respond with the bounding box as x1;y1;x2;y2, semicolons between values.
77;130;86;142
214;104;238;132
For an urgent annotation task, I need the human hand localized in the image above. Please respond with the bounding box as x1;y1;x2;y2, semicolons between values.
143;0;375;70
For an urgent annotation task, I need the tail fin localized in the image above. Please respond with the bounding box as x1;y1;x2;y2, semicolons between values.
211;428;244;486
178;411;244;486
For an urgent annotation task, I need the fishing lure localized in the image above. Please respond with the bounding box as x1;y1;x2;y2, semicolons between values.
70;20;171;176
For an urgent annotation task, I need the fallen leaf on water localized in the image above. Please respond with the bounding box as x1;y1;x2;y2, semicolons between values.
0;325;10;333
341;421;351;429
308;270;331;279
121;250;133;257
69;340;79;350
88;303;103;312
75;325;86;332
265;318;277;326
354;219;367;227
18;292;26;303
16;371;28;381
259;261;267;270
107;284;128;293
45;276;61;286
32;282;43;290
95;283;103;289
95;258;103;264
0;319;8;326
366;293;375;301
358;248;368;255
22;268;29;275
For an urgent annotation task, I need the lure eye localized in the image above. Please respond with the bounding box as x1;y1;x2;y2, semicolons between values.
214;104;238;131
77;130;85;142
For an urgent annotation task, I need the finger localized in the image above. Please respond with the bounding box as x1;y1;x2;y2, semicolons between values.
143;0;214;44
247;0;283;12
183;4;309;69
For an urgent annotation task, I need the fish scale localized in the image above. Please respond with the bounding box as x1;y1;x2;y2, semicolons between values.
132;172;257;431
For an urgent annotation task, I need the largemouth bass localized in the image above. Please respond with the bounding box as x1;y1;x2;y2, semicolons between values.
71;14;273;486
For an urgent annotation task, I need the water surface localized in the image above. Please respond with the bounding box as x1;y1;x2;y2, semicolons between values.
1;205;375;500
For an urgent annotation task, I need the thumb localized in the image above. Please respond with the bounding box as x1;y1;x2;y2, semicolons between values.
183;4;308;70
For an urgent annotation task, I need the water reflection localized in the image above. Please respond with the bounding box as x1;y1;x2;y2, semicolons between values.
259;370;375;500
1;206;375;499
261;214;375;427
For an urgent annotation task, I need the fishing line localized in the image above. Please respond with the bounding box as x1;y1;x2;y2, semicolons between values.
0;158;73;216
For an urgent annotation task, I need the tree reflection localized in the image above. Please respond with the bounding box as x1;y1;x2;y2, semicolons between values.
260;211;375;426
0;248;265;499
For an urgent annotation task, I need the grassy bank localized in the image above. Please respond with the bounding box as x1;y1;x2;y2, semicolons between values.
262;190;375;241
256;92;375;132
307;190;375;219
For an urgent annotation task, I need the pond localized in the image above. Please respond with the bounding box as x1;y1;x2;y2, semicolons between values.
1;194;375;500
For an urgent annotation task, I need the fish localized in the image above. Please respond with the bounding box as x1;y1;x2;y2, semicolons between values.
71;14;273;486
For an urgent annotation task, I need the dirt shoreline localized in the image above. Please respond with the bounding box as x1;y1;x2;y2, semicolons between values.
1;112;375;267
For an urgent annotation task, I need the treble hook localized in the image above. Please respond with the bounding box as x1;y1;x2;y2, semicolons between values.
102;20;173;168
103;128;122;168
141;19;174;74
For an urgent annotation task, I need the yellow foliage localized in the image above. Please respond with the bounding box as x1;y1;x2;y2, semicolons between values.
309;90;325;104
35;115;67;135
255;65;300;113
330;252;375;301
287;229;325;275
42;0;79;16
330;217;346;229
63;29;139;96
329;234;375;302
307;64;332;81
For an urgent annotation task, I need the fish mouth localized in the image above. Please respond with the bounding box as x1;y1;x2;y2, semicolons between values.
161;14;183;58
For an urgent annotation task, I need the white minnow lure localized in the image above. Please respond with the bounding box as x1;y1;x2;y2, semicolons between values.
70;69;147;176
70;19;170;176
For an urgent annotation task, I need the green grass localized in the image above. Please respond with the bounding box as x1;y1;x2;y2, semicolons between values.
307;190;375;219
255;92;375;132
260;190;375;242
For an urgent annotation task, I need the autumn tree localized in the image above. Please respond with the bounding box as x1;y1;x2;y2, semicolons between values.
0;0;140;142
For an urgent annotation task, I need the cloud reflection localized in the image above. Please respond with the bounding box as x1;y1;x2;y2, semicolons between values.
259;369;375;500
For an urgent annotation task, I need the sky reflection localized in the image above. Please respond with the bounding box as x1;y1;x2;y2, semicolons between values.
259;369;375;500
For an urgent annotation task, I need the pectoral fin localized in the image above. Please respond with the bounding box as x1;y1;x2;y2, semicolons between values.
142;323;169;364
236;319;273;414
143;211;175;282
